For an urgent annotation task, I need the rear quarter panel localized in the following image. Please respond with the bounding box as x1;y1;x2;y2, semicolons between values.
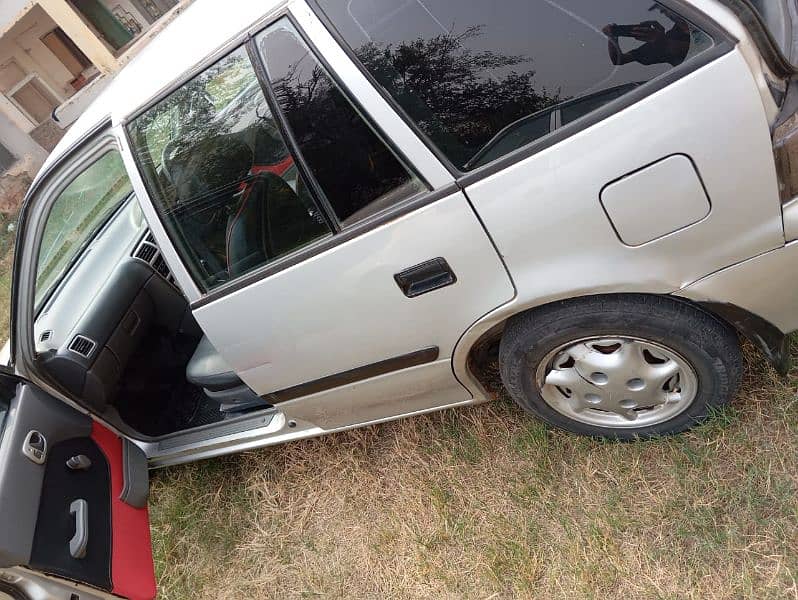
464;49;782;310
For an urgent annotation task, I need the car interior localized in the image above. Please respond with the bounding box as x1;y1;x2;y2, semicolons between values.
30;108;312;439
28;34;431;439
32;192;273;438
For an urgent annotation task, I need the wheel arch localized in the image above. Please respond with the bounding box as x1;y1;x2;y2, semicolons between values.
457;292;789;401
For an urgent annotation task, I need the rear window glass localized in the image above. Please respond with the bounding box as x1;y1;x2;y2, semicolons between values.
255;19;426;224
127;46;332;290
314;0;714;171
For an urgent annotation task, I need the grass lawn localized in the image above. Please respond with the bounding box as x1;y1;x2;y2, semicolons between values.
150;345;798;599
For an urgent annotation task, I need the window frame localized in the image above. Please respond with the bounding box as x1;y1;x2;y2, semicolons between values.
34;148;133;311
124;43;339;292
307;0;735;185
121;8;451;309
12;121;120;376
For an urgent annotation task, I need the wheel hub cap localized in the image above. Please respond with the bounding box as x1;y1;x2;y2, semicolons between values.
535;337;698;429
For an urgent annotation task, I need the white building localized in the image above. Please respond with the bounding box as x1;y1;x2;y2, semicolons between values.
0;0;191;185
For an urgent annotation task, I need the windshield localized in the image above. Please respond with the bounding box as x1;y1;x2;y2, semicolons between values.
35;150;132;308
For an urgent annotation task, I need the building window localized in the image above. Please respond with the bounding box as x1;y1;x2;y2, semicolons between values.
7;75;60;125
70;0;134;51
41;28;93;80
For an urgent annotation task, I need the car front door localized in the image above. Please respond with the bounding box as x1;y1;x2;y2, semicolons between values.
0;374;156;600
121;7;514;430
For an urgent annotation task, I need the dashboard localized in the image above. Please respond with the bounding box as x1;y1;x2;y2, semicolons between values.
35;198;147;353
33;197;191;411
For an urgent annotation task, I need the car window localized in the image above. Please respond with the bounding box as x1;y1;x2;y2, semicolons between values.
314;0;714;171
35;150;132;307
255;19;426;225
127;46;332;291
748;0;790;58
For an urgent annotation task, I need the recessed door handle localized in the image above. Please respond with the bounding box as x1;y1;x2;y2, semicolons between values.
394;258;457;298
22;431;46;465
69;499;88;559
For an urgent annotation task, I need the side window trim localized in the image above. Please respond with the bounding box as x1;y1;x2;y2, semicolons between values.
290;2;453;189
306;0;735;185
243;40;341;235
115;124;202;303
255;13;432;223
14;131;121;373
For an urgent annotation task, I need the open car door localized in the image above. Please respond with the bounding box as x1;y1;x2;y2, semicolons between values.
0;374;156;600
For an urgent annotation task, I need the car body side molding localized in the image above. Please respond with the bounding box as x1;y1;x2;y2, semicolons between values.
266;347;440;403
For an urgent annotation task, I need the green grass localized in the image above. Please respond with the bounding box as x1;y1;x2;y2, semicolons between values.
150;343;798;599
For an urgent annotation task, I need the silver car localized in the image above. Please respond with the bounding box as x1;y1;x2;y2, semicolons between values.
1;0;797;597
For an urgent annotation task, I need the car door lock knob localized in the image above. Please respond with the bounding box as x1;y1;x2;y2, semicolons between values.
66;455;92;471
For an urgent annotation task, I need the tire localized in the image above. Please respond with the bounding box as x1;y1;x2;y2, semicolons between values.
498;294;743;439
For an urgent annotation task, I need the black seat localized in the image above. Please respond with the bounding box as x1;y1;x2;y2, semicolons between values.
186;335;241;392
225;172;327;278
186;336;265;412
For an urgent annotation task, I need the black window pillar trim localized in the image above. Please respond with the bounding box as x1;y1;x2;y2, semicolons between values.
244;36;342;235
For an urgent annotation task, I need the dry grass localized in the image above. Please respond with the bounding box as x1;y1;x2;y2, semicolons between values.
150;345;798;599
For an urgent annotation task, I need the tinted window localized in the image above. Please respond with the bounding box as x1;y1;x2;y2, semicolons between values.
36;150;132;307
127;47;331;291
256;19;425;225
315;0;714;171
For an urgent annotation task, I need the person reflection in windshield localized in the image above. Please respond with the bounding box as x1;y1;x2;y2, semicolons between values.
602;5;691;67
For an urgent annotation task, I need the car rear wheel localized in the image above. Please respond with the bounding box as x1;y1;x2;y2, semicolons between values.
498;295;743;439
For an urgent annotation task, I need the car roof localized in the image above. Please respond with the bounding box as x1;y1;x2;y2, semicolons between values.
38;0;287;178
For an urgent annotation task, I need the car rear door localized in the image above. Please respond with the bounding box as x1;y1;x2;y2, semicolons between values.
0;374;155;600
121;5;514;431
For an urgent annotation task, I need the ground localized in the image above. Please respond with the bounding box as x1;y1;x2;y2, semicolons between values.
150;346;797;600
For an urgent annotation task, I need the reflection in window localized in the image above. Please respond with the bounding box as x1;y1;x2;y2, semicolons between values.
127;47;331;291
315;0;714;170
256;20;425;225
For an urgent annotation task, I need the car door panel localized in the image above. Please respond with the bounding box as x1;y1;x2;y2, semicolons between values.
30;434;112;589
0;379;155;600
0;382;91;569
278;358;473;430
192;190;515;397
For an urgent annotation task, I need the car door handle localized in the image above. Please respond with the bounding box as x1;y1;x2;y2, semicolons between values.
394;258;457;298
69;499;88;559
22;430;47;465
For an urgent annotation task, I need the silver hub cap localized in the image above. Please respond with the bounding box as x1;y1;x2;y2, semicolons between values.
535;337;698;429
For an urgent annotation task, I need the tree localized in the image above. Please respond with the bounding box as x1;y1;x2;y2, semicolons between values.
353;26;562;167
